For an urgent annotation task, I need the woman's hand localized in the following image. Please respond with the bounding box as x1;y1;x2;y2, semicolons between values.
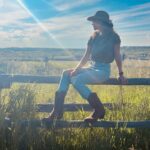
118;75;128;85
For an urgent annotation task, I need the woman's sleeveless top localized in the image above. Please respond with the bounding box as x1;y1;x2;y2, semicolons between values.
87;31;121;63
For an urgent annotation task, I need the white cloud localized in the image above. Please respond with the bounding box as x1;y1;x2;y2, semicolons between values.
5;0;96;48
0;0;47;47
109;2;150;46
55;0;99;11
0;0;30;25
115;16;150;31
44;0;101;11
120;30;150;46
0;0;150;47
111;2;150;22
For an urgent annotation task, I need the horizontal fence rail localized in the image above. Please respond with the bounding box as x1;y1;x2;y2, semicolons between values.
37;103;132;112
0;74;150;89
4;118;150;128
1;74;150;129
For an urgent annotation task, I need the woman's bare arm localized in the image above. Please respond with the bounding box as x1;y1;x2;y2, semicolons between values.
74;45;91;70
114;44;123;74
114;43;128;84
70;45;91;76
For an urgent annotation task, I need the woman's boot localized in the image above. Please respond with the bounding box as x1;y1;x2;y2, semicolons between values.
43;91;66;120
84;92;105;123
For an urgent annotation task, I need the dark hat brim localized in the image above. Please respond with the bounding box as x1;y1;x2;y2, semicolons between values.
87;16;113;27
87;16;98;21
87;16;109;23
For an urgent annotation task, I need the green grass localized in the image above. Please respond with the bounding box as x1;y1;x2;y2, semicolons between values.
0;59;150;150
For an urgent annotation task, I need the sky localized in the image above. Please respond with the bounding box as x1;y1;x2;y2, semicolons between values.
0;0;150;48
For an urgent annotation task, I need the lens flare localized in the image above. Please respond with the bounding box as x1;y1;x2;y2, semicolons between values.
16;0;78;60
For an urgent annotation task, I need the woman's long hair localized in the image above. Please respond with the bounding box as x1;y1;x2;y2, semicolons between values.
100;20;114;35
92;20;114;39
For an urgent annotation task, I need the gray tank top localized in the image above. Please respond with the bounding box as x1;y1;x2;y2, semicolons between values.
87;31;121;63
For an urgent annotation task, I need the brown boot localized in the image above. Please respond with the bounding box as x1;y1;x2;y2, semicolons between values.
84;93;105;123
43;91;66;120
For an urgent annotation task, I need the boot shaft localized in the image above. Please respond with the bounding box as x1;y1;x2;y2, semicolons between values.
87;93;102;108
53;91;67;112
84;93;105;122
54;91;66;105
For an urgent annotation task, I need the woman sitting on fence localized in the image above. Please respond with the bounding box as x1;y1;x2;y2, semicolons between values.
43;10;127;123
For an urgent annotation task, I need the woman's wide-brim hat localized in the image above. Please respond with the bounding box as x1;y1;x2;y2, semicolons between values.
87;10;113;27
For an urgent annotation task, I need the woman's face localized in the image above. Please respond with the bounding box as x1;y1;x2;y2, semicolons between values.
92;20;102;31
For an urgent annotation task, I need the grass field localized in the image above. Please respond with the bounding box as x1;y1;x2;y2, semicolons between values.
0;59;150;150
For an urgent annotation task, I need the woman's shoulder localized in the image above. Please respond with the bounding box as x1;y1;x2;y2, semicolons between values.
112;31;121;44
87;31;100;46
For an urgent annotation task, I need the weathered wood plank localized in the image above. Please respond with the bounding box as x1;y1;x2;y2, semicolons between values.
0;75;12;88
11;76;150;85
0;75;150;88
42;120;150;128
37;103;131;112
4;118;150;128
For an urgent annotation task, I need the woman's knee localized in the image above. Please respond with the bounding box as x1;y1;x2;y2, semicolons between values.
62;68;73;76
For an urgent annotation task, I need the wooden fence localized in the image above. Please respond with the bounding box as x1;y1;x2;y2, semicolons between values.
1;74;150;128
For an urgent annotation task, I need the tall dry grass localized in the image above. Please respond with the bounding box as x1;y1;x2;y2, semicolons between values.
0;59;149;150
